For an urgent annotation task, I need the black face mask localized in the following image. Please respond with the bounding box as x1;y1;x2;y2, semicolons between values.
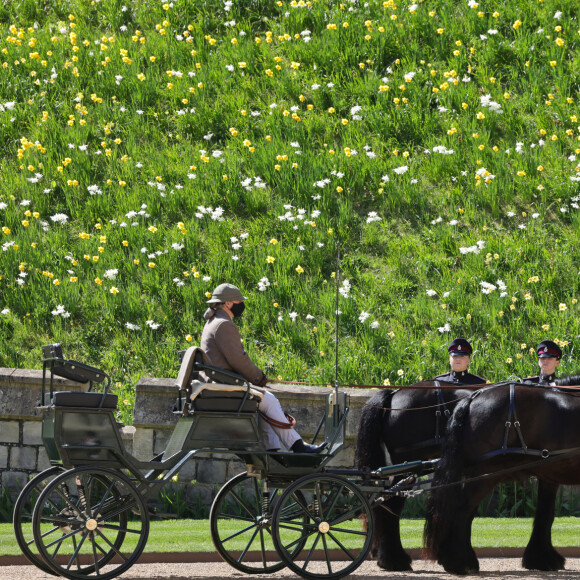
230;302;246;318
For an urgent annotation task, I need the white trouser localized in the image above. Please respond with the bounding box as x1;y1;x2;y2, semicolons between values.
258;390;301;450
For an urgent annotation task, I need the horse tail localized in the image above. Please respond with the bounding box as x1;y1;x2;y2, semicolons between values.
355;389;393;469
423;395;472;559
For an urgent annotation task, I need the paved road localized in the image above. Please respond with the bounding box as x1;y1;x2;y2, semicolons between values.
4;559;580;579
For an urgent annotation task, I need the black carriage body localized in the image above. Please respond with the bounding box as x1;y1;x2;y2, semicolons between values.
41;406;125;467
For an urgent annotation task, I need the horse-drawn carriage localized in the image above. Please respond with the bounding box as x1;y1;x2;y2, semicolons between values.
14;345;580;579
14;344;436;580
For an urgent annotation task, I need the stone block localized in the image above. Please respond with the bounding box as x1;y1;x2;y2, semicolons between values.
2;470;28;491
197;458;226;484
153;429;173;455
133;378;179;428
226;458;246;480
132;427;154;461
0;420;20;443
175;459;197;482
10;446;37;470
23;421;43;445
120;426;135;457
37;447;52;472
187;484;213;517
0;445;8;468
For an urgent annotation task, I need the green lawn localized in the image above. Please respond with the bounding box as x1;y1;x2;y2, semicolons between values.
2;518;579;557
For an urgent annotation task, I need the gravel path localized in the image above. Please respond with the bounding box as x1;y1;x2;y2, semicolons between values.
4;559;580;579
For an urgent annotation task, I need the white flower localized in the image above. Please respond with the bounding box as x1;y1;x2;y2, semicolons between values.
51;304;71;318
1;308;10;315
359;310;370;323
104;269;118;280
393;165;409;175
438;323;451;333
289;312;298;321
125;322;141;331
480;281;497;294
366;212;382;223
339;279;351;298
426;289;437;296
432;145;455;155
370;321;380;329
146;320;161;330
50;213;68;224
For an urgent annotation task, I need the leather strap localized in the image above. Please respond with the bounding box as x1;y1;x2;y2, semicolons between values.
259;411;295;429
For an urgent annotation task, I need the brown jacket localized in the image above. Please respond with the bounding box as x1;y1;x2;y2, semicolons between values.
200;309;265;385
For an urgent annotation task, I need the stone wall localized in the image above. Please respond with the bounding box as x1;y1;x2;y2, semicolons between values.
0;367;374;513
0;368;134;493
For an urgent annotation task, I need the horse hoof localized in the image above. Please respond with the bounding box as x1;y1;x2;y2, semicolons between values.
440;559;479;575
523;550;565;571
377;560;413;572
523;558;566;571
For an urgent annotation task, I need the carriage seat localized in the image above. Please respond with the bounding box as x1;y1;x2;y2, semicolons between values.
175;346;262;413
47;391;118;409
41;343;115;409
189;383;262;412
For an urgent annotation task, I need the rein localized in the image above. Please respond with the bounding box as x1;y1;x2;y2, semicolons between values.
362;393;471;413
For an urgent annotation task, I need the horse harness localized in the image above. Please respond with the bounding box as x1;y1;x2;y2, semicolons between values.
391;387;454;455
477;383;580;461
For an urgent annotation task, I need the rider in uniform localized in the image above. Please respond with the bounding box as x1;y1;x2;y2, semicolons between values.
200;283;325;454
433;338;487;385
523;340;562;385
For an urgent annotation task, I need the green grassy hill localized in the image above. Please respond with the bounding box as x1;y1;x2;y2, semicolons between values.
1;0;579;421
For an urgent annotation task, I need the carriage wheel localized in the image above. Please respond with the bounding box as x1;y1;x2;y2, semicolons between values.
210;471;306;574
272;473;374;580
32;466;150;580
13;465;65;575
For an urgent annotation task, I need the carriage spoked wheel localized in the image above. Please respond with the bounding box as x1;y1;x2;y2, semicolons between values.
13;465;65;575
210;471;307;574
31;466;150;580
272;473;374;580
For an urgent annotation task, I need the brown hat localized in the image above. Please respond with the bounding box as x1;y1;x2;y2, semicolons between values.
207;283;247;304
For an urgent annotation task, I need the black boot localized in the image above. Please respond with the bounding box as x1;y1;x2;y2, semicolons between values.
291;439;328;454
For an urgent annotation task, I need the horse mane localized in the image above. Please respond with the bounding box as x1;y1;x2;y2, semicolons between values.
553;374;580;387
355;389;394;469
423;395;473;558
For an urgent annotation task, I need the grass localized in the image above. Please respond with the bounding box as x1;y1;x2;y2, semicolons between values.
1;0;580;425
1;518;579;556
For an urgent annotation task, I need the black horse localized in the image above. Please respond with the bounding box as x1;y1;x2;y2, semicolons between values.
355;382;475;571
424;380;580;575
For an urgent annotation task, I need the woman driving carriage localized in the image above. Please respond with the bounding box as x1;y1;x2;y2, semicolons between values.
201;283;326;454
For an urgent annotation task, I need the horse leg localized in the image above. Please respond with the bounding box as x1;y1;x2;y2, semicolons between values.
523;480;565;571
374;496;413;571
436;481;491;575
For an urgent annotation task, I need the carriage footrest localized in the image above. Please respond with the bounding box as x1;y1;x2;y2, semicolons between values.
46;391;118;409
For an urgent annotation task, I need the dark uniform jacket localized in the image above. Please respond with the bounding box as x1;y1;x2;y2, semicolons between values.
434;370;487;385
523;374;556;385
200;309;266;385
